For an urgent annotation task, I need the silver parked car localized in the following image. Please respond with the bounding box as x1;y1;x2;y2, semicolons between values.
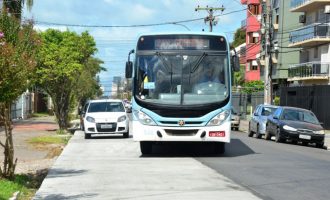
248;104;278;138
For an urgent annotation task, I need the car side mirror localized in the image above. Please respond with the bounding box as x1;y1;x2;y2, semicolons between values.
273;115;278;119
125;61;133;78
254;113;259;116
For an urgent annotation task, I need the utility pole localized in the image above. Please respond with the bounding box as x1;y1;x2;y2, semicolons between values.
195;5;225;32
262;0;273;104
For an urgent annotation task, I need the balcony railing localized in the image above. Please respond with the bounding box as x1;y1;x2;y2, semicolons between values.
289;23;330;44
290;0;311;9
288;62;330;80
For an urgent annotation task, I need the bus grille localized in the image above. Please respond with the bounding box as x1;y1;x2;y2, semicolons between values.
164;129;199;136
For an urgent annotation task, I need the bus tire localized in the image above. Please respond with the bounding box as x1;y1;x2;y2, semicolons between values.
140;141;152;155
214;142;225;154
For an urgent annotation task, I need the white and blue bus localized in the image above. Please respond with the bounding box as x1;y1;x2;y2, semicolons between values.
125;32;240;154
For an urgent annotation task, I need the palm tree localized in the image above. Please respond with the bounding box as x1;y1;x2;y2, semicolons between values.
3;0;33;20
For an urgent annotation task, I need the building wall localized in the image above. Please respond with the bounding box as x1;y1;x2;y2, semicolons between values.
242;0;262;81
275;0;301;80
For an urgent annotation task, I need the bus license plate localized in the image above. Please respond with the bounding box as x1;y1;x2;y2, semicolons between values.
209;131;225;137
101;124;113;129
299;134;311;140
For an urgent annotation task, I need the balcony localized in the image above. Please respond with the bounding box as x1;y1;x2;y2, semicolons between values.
289;23;330;47
290;0;330;12
288;61;330;81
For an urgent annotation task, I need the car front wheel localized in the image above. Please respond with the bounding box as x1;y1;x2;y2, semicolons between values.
265;126;271;140
248;123;253;137
256;124;262;139
84;133;91;139
275;128;284;143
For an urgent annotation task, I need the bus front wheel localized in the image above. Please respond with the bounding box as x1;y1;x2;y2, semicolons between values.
140;141;152;155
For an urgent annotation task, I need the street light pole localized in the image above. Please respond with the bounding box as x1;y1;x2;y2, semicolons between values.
263;0;273;104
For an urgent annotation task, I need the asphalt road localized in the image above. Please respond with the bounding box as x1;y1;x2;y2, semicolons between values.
198;131;330;200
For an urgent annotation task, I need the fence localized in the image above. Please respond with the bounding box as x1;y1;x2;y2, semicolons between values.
232;92;264;119
280;85;330;129
11;92;33;120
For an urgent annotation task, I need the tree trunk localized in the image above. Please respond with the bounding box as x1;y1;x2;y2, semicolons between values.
0;103;17;180
52;92;71;130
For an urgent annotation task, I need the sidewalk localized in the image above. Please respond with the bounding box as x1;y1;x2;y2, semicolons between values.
238;119;330;150
0;116;60;174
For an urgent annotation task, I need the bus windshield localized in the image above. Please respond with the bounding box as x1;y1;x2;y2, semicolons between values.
135;53;229;105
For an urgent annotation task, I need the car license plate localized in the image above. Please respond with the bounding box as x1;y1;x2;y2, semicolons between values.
101;124;112;129
299;134;311;140
209;131;225;137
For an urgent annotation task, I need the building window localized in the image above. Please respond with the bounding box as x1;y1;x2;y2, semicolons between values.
248;32;259;44
248;4;260;15
314;47;318;59
248;60;258;71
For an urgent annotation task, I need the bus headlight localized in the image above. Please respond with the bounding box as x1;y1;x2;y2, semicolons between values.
207;110;230;126
133;110;156;126
86;116;95;123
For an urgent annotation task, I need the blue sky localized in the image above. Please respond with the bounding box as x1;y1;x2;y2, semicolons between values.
23;0;246;96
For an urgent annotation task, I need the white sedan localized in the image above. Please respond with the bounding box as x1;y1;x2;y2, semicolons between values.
83;99;129;139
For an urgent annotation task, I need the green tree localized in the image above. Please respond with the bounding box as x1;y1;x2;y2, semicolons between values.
3;0;33;20
73;57;106;110
233;64;245;87
232;28;246;48
36;29;98;129
242;80;264;94
0;12;39;179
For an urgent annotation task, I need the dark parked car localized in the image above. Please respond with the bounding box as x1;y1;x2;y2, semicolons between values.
265;106;325;148
248;104;278;138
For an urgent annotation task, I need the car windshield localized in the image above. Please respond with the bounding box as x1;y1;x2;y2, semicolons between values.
135;54;228;105
281;109;319;124
88;102;125;113
261;107;277;116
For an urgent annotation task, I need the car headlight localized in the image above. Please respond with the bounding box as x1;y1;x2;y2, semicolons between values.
207;110;230;126
118;115;127;122
283;125;297;132
86;116;95;123
314;130;325;135
133;110;156;126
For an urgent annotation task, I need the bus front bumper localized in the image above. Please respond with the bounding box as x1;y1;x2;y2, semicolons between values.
132;121;231;143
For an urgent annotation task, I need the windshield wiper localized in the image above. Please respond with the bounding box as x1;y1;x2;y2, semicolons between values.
155;52;174;91
155;52;171;73
191;52;207;73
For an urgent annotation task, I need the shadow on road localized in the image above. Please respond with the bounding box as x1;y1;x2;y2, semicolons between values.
47;168;88;178
222;139;256;157
141;139;256;158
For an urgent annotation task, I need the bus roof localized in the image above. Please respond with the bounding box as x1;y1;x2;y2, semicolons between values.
136;31;228;39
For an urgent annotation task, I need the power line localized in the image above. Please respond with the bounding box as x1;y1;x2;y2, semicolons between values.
25;8;246;28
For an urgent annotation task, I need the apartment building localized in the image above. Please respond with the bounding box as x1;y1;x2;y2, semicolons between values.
288;0;330;85
264;0;301;90
241;0;262;81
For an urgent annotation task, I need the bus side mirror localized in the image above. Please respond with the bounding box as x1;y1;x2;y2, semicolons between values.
125;61;133;78
231;55;240;72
